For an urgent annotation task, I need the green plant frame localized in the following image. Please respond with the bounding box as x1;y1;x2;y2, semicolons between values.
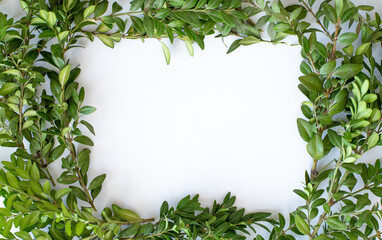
0;0;382;239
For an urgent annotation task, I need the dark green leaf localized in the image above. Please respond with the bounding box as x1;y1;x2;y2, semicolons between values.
88;174;106;190
74;136;94;146
299;74;322;93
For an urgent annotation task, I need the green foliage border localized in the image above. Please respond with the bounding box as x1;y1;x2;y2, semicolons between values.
0;0;382;239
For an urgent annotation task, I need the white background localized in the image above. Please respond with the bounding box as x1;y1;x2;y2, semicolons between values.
1;0;382;235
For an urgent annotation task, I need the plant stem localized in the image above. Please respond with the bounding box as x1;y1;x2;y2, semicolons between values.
301;1;332;40
66;136;97;212
330;18;341;60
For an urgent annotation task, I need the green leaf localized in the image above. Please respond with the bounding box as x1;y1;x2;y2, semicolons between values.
52;144;66;160
74;136;94;146
338;32;358;45
131;16;145;34
6;171;20;189
294;215;310;235
58;174;78;184
355;42;371;55
195;0;208;9
273;23;290;32
96;34;114;48
307;134;324;160
88;174;106;190
160;41;171;65
3;219;13;236
227;39;241;54
240;36;261;45
80;120;96;135
214;222;229;236
182;0;198;9
298;74;322;93
0;208;11;216
368;133;379;150
143;15;154;38
322;3;337;23
79;106;97;115
185;40;194;57
120;223;141;238
173;12;203;28
65;221;72;237
290;7;302;21
297;118;313;142
75;221;85;235
130;0;144;11
15;231;32;240
320;60;336;75
84;5;95;18
206;0;222;9
46;12;57;27
70;186;88;201
94;1;108;17
335;0;343;18
332;64;363;79
112;2;123;13
118;208;141;221
327;129;341;148
0;83;19;95
329;89;348;116
2;69;21;76
169;0;184;8
229;0;241;9
341;7;358;22
59;65;71;88
30;163;40;182
55;188;72;199
326;217;347;230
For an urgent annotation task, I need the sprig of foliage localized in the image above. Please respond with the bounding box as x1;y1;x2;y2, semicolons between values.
0;0;382;239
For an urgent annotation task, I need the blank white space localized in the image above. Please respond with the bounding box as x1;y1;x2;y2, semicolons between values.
67;38;310;218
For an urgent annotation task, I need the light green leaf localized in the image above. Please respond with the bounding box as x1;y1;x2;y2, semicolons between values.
59;65;71;88
6;171;20;189
240;36;261;45
355;42;371;55
96;34;114;48
160;41;171;65
84;5;95;18
118;208;141;221
185;40;194;57
294;215;310;235
0;83;19;95
30;163;40;182
368;133;379;150
55;188;72;199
